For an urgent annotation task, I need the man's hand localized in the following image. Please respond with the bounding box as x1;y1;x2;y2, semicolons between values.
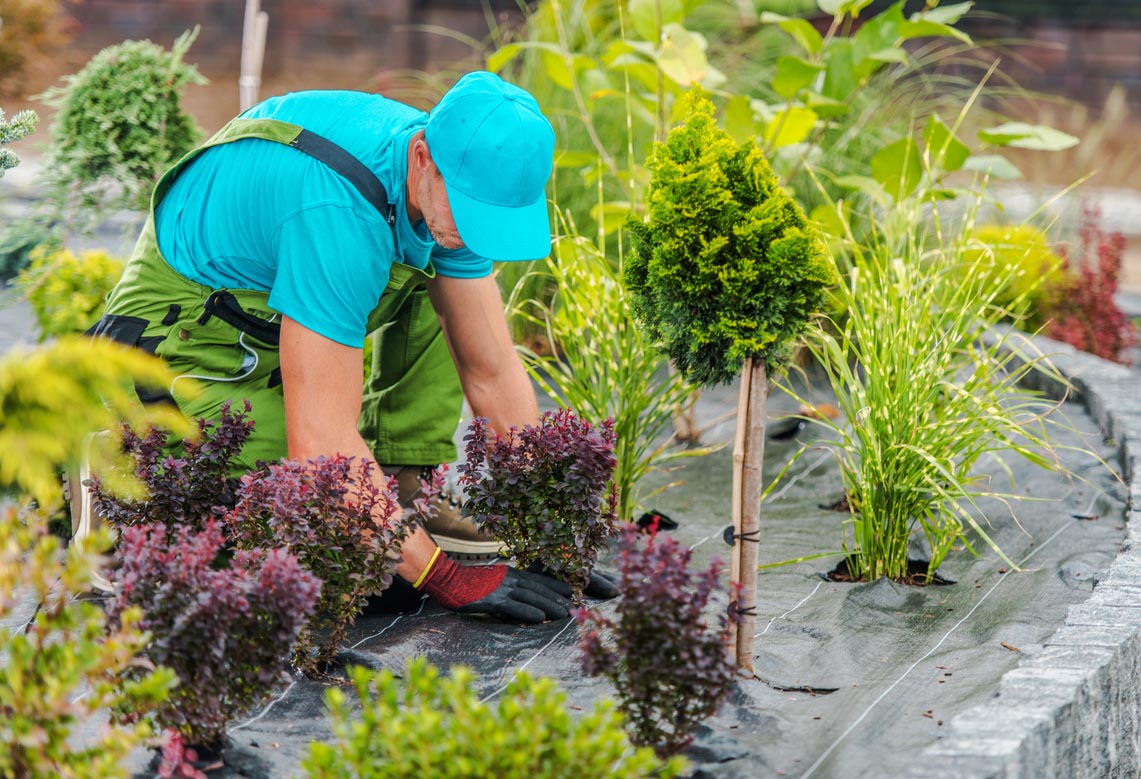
416;551;572;623
524;561;620;600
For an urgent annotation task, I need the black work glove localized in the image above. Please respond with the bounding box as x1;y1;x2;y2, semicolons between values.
525;561;620;600
417;551;573;624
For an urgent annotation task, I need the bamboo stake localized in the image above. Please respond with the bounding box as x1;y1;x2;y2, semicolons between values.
727;358;752;656
735;357;766;672
240;1;269;111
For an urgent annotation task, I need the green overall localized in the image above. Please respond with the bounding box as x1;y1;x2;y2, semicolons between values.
93;118;464;472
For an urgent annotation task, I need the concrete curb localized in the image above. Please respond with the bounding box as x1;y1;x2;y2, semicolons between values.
905;329;1141;779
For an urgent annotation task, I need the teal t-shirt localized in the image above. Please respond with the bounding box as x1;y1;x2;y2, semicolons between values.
154;90;490;348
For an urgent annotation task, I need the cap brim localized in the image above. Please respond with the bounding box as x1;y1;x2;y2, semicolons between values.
446;185;552;262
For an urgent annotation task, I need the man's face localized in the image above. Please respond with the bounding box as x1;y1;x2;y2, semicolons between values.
419;164;464;250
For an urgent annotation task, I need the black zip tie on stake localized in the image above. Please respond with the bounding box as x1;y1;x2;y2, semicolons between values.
722;525;761;546
733;603;758;617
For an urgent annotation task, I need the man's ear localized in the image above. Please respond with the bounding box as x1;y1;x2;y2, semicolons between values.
410;132;431;172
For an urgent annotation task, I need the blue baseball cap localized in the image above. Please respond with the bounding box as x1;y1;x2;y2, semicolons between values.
425;71;555;261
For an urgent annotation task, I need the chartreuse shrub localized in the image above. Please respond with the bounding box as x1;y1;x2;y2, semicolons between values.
17;246;125;340
960;224;1065;332
577;523;740;757
0;515;176;779
107;519;321;750
509;231;713;523
624;89;832;386
0;336;189;509
224;455;417;672
37;28;205;220
301;658;686;779
460;409;619;601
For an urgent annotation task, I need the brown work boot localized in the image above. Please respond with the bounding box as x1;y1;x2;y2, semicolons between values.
383;465;504;561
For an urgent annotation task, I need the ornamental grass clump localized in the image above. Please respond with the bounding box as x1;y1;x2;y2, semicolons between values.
1;515;176;779
459;409;619;601
302;658;686;779
790;218;1067;583
576;523;740;757
107;519;320;751
223;455;416;672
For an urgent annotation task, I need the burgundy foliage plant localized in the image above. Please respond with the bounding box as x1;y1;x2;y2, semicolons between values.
576;523;741;757
89;400;254;532
107;519;321;750
459;409;619;601
1043;204;1136;364
222;454;416;672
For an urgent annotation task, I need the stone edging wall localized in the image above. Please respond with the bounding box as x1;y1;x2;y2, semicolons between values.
904;327;1141;779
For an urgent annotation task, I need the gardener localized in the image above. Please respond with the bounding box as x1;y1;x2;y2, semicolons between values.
86;71;611;623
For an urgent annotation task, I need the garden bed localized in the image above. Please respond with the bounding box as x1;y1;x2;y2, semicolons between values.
43;353;1123;779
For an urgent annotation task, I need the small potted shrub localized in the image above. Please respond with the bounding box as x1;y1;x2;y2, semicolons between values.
459;408;619;601
576;522;741;757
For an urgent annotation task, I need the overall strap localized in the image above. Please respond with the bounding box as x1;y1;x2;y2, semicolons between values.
153;117;398;228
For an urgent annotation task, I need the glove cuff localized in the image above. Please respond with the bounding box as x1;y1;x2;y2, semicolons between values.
416;550;508;610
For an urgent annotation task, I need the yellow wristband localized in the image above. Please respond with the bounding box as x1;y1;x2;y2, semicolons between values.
412;547;443;589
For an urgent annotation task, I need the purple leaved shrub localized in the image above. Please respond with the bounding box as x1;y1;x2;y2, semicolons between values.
576;523;741;757
222;455;416;672
459;409;619;601
107;519;320;750
90;400;254;531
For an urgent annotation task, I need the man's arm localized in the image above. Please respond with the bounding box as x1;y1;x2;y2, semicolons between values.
278;315;438;581
425;273;539;434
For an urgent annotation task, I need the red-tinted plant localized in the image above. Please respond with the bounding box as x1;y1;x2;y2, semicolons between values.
107;519;320;751
1043;205;1136;364
222;455;416;672
576;523;740;757
459;409;619;601
89;400;254;531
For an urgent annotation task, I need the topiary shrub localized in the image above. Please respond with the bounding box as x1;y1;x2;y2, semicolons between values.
624;89;832;387
223;455;416;673
36;28;206;218
459;409;619;601
107;519;321;751
301;658;686;779
0;515;176;779
576;523;741;757
16;246;125;340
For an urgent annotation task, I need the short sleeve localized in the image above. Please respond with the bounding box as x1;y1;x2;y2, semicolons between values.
430;245;493;278
269;203;392;348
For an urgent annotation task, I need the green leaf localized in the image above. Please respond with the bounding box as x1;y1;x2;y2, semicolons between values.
591;201;634;235
810;203;848;237
540;49;595;91
759;13;824;55
629;0;686;42
724;95;757;144
486;43;522;73
835;174;887;199
802;91;850;118
898;19;972;44
821;38;858;100
554;150;600;168
962;154;1023;180
818;0;874;17
764;106;819;148
773;55;824;99
870;137;922;201
912;2;974;25
657;24;712;87
977;122;1080;151
923;114;970;172
866;48;909;65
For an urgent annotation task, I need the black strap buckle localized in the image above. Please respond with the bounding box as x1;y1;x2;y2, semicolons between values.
197;290;281;346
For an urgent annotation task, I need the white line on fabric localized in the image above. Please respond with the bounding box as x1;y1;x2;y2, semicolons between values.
349;596;429;650
765;452;833;503
758;580;825;638
797;520;1074;779
231;680;296;732
478;615;580;704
